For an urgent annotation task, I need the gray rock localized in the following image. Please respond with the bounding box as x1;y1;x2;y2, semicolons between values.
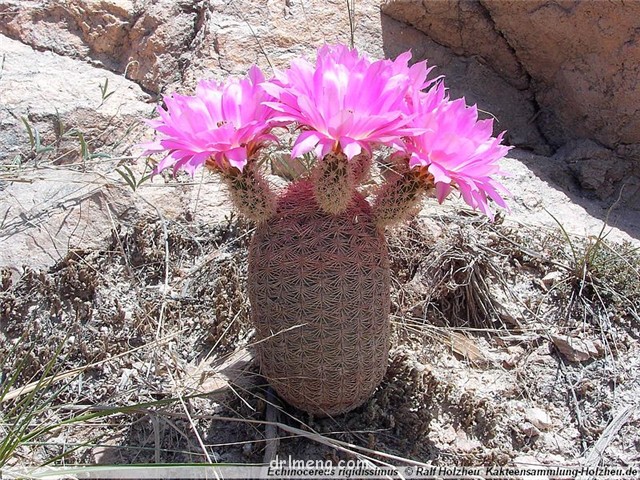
382;0;640;210
0;34;231;272
382;0;640;149
0;0;208;93
380;13;550;155
0;34;152;165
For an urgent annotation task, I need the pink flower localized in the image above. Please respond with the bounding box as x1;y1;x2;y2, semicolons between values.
262;44;433;161
143;66;277;175
401;88;512;219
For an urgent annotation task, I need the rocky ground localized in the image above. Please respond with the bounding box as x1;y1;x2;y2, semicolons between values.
1;197;639;473
1;0;639;476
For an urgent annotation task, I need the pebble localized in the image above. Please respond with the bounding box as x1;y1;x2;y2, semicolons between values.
526;407;553;431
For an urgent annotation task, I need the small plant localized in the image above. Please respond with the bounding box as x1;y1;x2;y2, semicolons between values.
546;209;640;330
0;337;73;469
98;77;115;107
20;116;54;161
115;160;154;192
79;132;110;160
142;44;511;415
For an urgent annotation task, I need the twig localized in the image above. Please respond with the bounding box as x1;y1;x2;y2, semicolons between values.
346;0;356;48
554;348;589;453
227;0;273;70
104;197;136;280
576;402;638;480
151;414;161;464
167;370;217;470
262;387;280;464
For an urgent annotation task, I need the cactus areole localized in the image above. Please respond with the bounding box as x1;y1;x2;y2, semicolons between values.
143;44;512;416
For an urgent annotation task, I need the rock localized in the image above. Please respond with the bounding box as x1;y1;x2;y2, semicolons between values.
440;425;457;444
518;421;541;438
0;35;231;272
0;167;232;272
382;0;640;209
557;140;639;202
382;0;640;149
526;407;553;431
1;0;387;94
380;13;548;155
125;0;209;93
183;0;388;87
423;151;639;245
1;168;129;271
381;0;529;90
0;34;152;164
486;1;640;148
502;345;525;369
0;0;209;93
541;271;563;289
550;334;600;363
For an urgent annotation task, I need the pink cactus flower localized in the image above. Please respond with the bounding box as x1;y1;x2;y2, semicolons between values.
402;88;512;219
143;66;277;175
262;44;433;161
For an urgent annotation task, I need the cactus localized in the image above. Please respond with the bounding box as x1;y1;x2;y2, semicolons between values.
373;163;433;229
311;151;355;215
143;44;511;416
220;163;277;224
248;181;389;415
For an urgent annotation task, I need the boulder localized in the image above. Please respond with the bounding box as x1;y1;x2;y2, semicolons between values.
0;34;151;164
382;0;640;149
0;0;386;93
0;167;231;272
0;34;231;272
380;14;549;155
0;0;209;93
382;0;640;208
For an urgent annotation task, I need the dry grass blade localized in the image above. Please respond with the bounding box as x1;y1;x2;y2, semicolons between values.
1;332;182;403
206;415;431;470
395;317;490;366
393;219;512;331
577;402;638;479
262;388;281;464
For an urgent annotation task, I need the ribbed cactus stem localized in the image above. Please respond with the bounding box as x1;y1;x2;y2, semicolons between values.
249;180;391;416
373;166;431;228
222;162;277;223
312;151;355;215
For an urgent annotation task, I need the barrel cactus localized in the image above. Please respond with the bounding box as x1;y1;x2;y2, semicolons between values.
142;44;510;416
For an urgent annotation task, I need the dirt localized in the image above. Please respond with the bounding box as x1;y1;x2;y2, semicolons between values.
1;206;638;471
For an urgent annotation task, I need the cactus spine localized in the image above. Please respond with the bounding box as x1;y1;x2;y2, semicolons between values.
220;162;277;224
372;164;433;228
